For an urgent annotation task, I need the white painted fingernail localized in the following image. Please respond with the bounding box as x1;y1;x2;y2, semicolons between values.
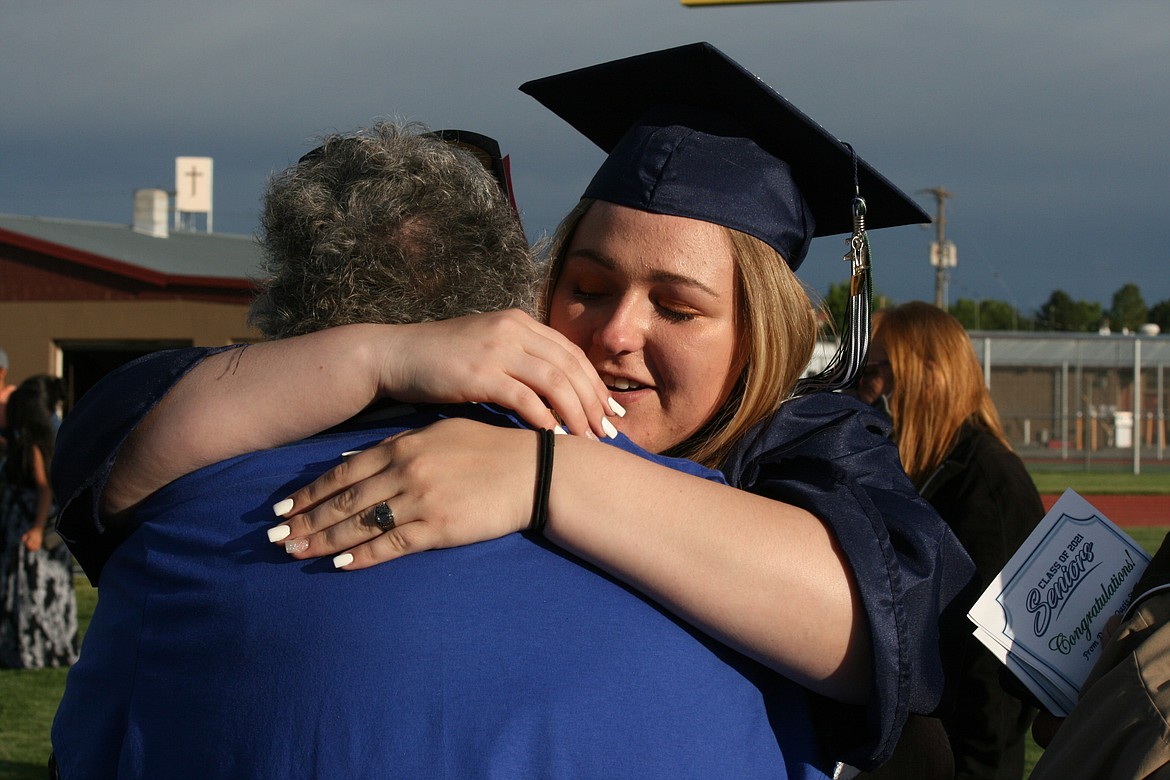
553;425;568;435
341;450;363;457
267;524;291;543
284;538;309;554
607;397;626;417
272;498;294;517
333;553;354;569
601;417;618;439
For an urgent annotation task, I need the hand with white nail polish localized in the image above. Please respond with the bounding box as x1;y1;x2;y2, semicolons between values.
378;310;621;441
270;419;542;571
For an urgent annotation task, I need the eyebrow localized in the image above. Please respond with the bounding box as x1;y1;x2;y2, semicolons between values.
565;248;722;298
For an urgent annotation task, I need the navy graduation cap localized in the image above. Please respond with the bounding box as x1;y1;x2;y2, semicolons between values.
520;41;928;271
521;41;929;394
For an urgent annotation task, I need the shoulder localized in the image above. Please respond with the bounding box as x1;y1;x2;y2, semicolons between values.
722;392;895;487
945;425;1034;492
923;426;1043;535
55;345;241;496
53;344;245;583
951;425;1009;459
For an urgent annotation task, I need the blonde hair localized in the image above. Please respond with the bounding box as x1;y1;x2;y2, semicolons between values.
540;200;818;468
876;301;1012;484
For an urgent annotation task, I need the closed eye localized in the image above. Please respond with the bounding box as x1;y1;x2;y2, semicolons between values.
570;284;606;301
655;302;698;323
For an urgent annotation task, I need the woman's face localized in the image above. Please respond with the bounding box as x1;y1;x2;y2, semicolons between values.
547;202;745;454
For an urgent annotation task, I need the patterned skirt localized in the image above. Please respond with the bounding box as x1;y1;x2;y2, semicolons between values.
0;485;79;669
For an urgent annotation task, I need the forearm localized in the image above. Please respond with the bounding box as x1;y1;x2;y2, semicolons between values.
33;484;53;531
104;325;391;515
543;437;872;702
30;446;54;532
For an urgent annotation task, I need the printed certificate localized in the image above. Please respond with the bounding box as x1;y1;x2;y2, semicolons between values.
967;489;1150;715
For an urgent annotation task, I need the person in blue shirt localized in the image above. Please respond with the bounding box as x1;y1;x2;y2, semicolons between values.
51;121;828;778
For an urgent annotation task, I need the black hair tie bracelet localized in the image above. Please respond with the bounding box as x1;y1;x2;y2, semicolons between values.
528;428;555;535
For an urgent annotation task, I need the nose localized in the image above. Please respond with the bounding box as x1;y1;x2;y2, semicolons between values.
592;296;647;356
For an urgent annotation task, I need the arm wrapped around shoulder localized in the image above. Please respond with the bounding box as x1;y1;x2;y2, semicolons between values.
722;393;978;769
52;345;239;584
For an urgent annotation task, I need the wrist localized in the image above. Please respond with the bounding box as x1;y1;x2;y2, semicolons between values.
334;323;406;403
526;428;556;535
367;322;416;402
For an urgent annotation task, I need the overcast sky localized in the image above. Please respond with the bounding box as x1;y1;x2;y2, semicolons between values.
3;0;1167;314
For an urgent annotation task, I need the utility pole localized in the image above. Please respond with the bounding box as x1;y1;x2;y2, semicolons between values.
921;187;955;309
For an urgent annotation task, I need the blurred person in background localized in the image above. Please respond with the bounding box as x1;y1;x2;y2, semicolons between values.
0;374;78;669
870;301;1043;780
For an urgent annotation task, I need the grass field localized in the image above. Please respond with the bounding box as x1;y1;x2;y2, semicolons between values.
1028;468;1170;495
0;580;95;780
2;492;1165;778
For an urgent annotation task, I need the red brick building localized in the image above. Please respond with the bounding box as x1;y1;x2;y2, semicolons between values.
0;211;261;405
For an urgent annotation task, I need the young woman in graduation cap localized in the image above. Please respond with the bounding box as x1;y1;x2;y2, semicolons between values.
68;44;975;773
265;43;974;772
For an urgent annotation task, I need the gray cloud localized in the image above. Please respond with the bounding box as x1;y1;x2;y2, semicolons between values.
3;0;1168;313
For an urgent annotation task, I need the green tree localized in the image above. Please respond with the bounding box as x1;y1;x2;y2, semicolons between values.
1036;290;1072;330
1149;299;1170;332
1036;290;1102;331
1108;283;1148;332
980;299;1020;330
950;298;1022;330
951;298;980;329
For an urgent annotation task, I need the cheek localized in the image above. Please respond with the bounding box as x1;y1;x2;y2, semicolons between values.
663;332;740;411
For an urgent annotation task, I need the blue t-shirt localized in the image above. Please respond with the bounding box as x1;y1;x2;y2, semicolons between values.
51;349;831;778
52;346;976;773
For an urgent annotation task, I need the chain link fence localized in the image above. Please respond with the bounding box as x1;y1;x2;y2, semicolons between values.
967;333;1170;473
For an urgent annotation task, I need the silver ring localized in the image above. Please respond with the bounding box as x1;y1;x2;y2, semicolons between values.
373;501;395;532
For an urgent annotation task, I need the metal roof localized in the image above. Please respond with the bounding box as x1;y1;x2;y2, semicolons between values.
967;331;1170;368
0;213;262;282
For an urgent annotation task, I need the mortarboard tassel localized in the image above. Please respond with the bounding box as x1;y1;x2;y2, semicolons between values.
794;147;873;397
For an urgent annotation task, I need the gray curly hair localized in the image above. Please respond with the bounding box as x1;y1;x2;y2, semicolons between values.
248;121;536;339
